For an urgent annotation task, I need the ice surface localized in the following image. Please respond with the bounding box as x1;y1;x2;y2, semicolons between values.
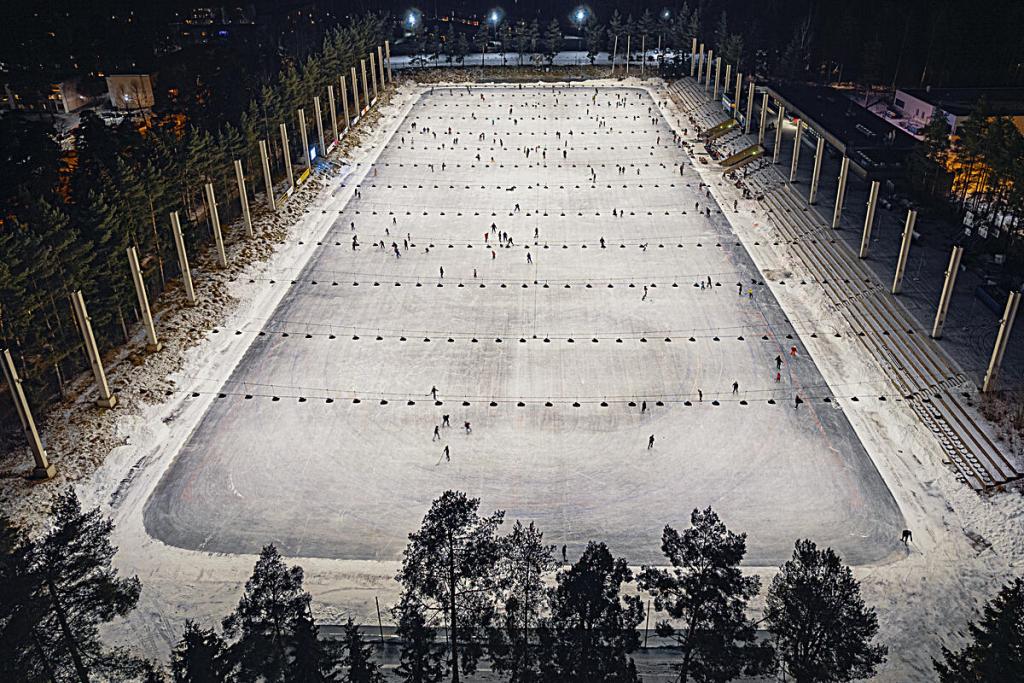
143;85;903;566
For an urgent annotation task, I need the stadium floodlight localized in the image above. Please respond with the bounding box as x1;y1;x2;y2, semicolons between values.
572;7;589;26
488;8;504;26
661;9;672;21
405;9;421;30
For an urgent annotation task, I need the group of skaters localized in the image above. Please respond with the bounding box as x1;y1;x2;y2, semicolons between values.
429;386;473;464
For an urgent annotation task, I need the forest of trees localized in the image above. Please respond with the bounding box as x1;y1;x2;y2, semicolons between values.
2;489;1022;681
908;102;1024;256
0;14;387;423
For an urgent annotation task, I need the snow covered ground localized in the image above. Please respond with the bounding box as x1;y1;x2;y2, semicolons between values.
3;77;1022;680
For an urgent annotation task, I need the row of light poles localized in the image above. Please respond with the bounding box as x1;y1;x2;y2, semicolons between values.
404;6;606;31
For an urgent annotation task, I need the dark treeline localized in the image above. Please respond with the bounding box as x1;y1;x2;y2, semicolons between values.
0;14;386;423
2;489;1023;681
401;0;1024;88
3;1;1022;91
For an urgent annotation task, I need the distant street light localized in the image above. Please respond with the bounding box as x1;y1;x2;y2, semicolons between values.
405;9;421;30
572;7;589;27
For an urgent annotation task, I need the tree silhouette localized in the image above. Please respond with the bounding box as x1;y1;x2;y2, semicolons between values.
764;539;886;682
638;509;773;682
396;491;504;683
934;578;1024;682
171;619;231;682
394;594;444;683
537;542;642;683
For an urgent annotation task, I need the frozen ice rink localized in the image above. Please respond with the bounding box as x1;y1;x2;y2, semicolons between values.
144;85;904;566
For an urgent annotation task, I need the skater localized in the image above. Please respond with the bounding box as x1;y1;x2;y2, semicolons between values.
698;389;703;402
433;425;440;441
794;395;803;410
737;282;743;296
442;414;450;427
439;266;445;279
789;345;798;358
775;355;783;370
526;252;532;264
648;434;655;449
901;529;913;545
464;421;472;434
642;286;648;301
600;237;606;248
732;381;739;395
641;400;647;413
443;445;450;462
431;386;438;400
514;203;521;213
775;371;781;383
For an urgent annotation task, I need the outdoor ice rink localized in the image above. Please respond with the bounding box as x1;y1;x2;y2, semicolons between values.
144;84;905;566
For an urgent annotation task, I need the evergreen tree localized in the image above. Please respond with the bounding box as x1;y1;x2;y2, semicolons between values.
291;610;339;682
934;578;1024;682
764;539;886;683
396;491;504;683
513;23;530;66
0;516;52;681
30;489;143;682
908;111;952;198
542;19;562;64
527;20;541;63
473;23;489;67
638;509;773;683
489;521;557;682
170;620;231;682
584;19;604;65
455;32;470;66
686;7;701;48
338;619;383;683
394;595;444;683
720;34;745;73
780;14;814;80
537;542;642;683
714;12;729;54
607;11;624;58
223;544;321;682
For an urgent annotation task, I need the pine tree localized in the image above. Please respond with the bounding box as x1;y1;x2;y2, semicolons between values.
542;19;562;64
584;20;605;65
527;20;541;63
394;595;444;683
537;542;642;683
721;34;745;73
934;578;1024;682
473;23;489;67
489;521;557;682
0;515;53;681
338;619;383;683
292;608;339;682
764;539;886;682
396;491;504;683
30;489;142;682
222;544;318;681
513;23;529;66
714;12;729;54
638;509;773;683
170;620;231;682
908;111;952;198
455;32;470;66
